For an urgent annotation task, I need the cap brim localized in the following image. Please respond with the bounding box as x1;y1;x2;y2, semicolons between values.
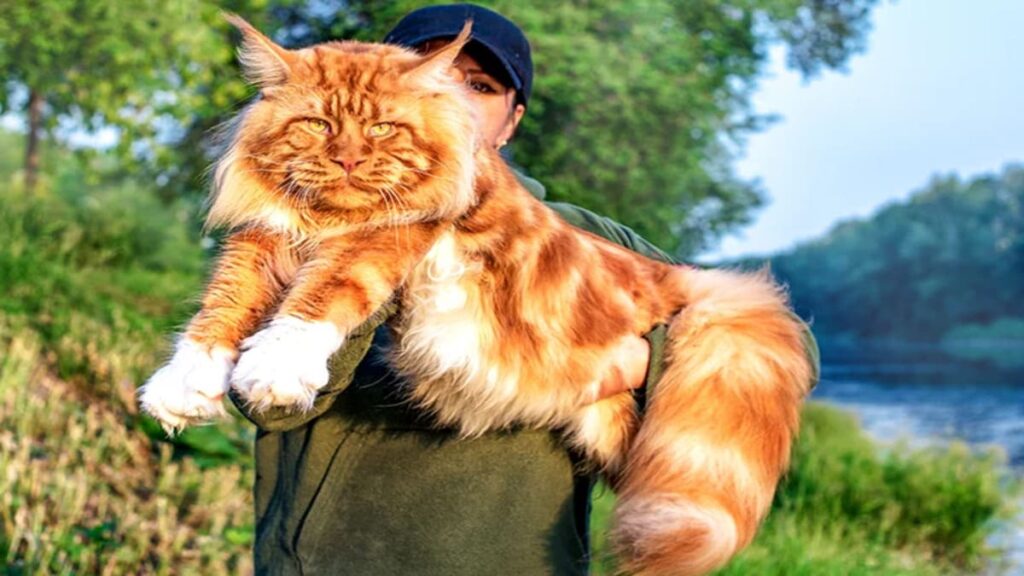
393;32;524;94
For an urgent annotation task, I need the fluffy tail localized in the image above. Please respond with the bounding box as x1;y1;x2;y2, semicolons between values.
611;266;813;576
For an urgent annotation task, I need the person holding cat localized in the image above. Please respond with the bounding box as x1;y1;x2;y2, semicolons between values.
201;5;818;576
218;5;675;575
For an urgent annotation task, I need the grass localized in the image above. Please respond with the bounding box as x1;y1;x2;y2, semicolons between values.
591;403;1018;575
0;321;254;575
0;154;256;573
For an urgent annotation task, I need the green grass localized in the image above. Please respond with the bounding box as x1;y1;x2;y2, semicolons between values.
0;323;254;575
0;155;256;573
591;403;1018;575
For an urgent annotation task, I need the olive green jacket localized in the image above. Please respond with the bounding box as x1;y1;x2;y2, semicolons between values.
231;174;819;576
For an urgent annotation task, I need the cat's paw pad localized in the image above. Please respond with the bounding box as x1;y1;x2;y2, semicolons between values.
138;340;235;434
231;317;344;412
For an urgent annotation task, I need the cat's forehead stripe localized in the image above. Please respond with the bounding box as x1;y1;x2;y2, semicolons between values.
304;60;389;120
321;85;381;121
302;46;420;122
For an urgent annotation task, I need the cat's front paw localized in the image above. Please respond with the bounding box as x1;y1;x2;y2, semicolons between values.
139;340;235;434
231;316;345;412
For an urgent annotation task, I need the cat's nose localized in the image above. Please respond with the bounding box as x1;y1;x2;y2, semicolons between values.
331;156;367;174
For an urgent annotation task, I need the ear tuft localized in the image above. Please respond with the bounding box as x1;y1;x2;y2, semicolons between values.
412;19;473;78
452;19;473;52
224;12;296;88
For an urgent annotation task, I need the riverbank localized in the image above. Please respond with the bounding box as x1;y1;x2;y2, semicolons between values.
817;337;1024;382
814;365;1024;575
591;402;1019;575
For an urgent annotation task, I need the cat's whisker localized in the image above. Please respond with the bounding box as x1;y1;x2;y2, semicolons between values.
383;185;416;250
376;187;397;230
402;168;461;189
241;167;292;176
236;153;285;167
281;179;298;198
380;187;406;248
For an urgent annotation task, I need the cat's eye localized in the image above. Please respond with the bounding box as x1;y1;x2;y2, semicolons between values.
367;122;394;138
307;119;331;134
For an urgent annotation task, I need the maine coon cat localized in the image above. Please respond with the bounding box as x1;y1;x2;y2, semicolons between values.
140;16;813;576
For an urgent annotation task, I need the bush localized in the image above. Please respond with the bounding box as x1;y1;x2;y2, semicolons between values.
0;162;204;407
0;147;256;573
773;404;1010;569
590;403;1017;575
1;160;205;274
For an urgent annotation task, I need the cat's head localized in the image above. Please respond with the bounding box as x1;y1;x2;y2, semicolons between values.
209;15;478;231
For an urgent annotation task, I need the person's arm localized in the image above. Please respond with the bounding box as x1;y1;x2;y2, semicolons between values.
227;302;396;431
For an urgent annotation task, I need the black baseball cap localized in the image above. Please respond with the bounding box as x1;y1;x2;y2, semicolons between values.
384;4;533;107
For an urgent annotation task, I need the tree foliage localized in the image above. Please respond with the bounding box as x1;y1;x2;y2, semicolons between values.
0;0;286;195
0;1;193;189
759;165;1024;341
2;0;880;256
266;0;880;257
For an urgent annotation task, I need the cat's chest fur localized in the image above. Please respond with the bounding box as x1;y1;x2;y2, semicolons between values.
398;231;485;375
389;231;524;433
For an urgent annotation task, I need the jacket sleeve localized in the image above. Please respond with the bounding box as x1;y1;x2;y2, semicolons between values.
547;201;676;264
228;302;396;432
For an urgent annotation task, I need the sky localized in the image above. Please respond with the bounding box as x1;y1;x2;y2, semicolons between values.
700;0;1024;261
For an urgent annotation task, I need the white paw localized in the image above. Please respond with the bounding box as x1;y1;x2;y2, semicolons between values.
231;316;344;413
139;339;235;434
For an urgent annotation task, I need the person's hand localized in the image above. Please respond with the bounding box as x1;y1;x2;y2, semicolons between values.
591;336;650;403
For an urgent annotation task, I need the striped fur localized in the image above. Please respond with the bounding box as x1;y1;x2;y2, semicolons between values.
141;18;814;575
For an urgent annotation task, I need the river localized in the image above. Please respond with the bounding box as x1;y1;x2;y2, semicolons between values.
813;350;1024;574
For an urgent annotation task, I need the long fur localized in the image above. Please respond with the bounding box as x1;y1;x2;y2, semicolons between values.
141;17;814;575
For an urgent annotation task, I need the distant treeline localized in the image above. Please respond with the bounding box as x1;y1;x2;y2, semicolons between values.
747;165;1024;344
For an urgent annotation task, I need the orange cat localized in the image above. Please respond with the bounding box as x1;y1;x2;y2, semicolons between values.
140;17;813;576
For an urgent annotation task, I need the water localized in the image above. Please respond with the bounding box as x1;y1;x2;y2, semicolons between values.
814;374;1024;468
813;357;1024;573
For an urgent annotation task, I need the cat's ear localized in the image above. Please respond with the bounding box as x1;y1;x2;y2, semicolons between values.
224;13;296;88
408;20;472;82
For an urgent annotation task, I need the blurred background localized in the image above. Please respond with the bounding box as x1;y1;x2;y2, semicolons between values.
0;0;1020;574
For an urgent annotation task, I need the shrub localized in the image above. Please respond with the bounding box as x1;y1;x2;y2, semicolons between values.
590;403;1017;575
0;164;204;408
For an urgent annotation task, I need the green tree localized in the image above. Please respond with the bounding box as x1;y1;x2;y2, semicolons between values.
0;0;259;194
3;0;881;255
761;165;1024;342
293;0;881;257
